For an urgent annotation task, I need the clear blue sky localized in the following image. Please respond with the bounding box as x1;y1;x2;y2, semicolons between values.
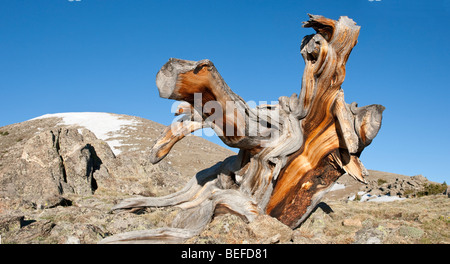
1;0;449;184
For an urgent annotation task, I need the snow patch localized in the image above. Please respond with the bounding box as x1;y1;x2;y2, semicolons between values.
348;191;406;203
367;195;406;202
330;183;346;192
31;112;139;155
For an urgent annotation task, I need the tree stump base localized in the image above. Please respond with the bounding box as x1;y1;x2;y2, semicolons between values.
100;14;384;244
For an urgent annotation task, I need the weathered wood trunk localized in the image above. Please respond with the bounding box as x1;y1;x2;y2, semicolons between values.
100;14;384;243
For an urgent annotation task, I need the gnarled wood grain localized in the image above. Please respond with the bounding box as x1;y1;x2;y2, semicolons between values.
101;14;384;243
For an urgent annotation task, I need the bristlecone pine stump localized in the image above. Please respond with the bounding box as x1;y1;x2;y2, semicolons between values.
100;14;385;244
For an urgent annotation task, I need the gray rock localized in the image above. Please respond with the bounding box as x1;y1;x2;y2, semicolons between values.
4;220;55;244
291;231;322;244
354;226;388;244
65;236;81;244
0;215;24;233
6;127;113;205
365;236;381;244
398;226;424;239
36;194;72;209
342;218;362;228
362;174;431;199
248;215;293;243
411;174;427;182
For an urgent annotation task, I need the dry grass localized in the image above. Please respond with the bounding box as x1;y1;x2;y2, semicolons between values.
299;195;450;244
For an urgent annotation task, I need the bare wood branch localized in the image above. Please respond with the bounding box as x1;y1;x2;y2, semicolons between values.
101;14;384;243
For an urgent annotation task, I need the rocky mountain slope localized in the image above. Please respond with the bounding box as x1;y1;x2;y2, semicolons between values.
0;113;448;244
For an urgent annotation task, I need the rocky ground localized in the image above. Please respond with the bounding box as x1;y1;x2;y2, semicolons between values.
1;190;448;244
188;195;449;244
0;113;448;244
